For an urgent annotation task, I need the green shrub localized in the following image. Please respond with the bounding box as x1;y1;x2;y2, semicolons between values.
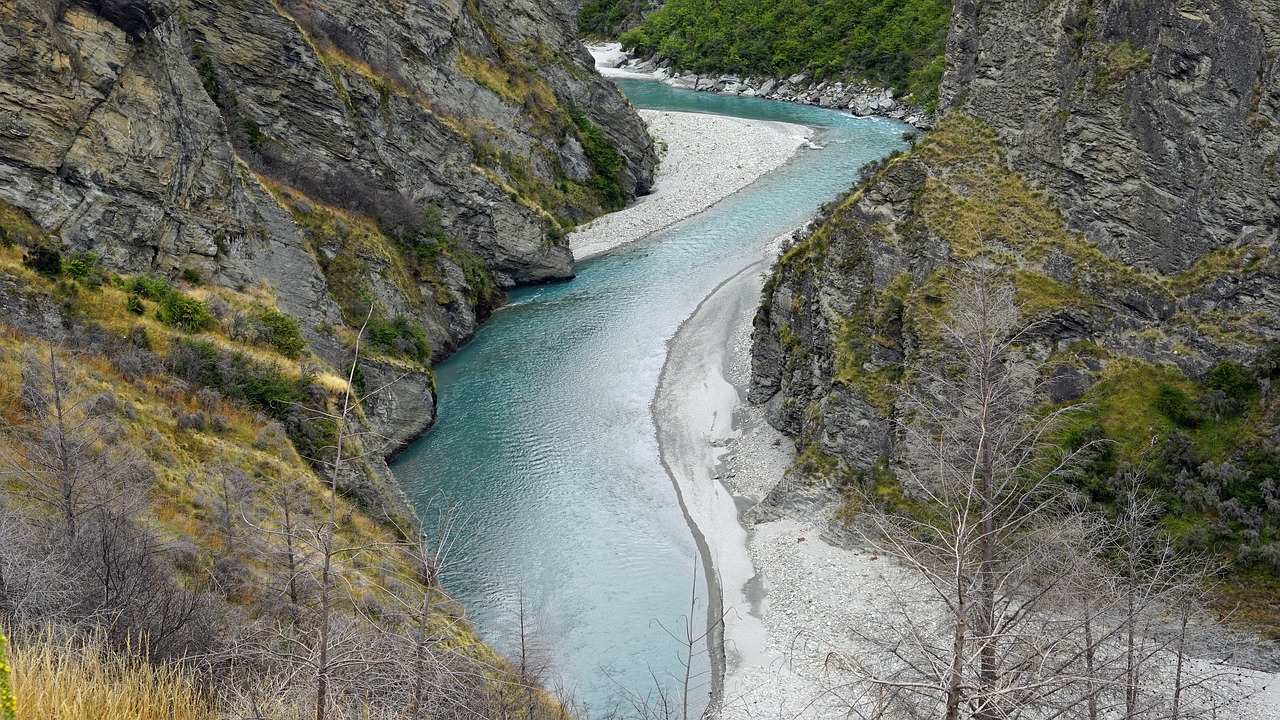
62;251;101;284
345;361;368;399
569;107;626;210
127;275;171;301
619;0;951;108
181;268;202;284
1207;361;1257;406
255;309;306;359
367;314;431;363
578;0;660;38
168;338;335;464
125;294;145;315
158;293;214;332
1154;384;1200;428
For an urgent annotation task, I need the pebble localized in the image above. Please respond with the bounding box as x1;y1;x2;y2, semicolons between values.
569;111;811;261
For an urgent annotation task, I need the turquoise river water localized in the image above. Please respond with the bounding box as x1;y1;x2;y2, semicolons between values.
390;78;908;716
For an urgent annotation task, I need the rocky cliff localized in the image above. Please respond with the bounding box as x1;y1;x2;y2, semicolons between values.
750;1;1280;611
1;0;656;457
0;0;656;710
942;0;1279;275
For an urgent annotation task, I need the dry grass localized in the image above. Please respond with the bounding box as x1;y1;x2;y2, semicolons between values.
10;629;214;720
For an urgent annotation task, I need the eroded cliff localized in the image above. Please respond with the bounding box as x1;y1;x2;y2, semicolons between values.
1;0;656;456
750;0;1280;619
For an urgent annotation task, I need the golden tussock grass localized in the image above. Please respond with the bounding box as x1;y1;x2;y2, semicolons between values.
10;629;213;720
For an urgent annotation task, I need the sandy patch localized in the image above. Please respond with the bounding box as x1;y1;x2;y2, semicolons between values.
570;111;811;261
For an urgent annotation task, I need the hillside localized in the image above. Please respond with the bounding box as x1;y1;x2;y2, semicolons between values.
0;0;657;716
610;0;951;108
2;0;657;454
750;0;1280;627
0;214;560;716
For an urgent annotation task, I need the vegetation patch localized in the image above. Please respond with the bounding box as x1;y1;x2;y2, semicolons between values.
618;0;951;108
1047;351;1280;627
1092;39;1152;93
568;106;626;210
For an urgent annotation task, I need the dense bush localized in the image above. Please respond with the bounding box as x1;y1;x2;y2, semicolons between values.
253;310;306;359
568;107;626;210
367;314;431;363
618;0;950;108
578;0;661;38
126;275;171;301
22;247;63;278
1060;348;1280;579
167;339;335;465
158;293;214;332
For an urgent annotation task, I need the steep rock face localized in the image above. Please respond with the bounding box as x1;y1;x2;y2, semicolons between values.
752;0;1280;483
941;0;1279;275
751;113;1280;486
0;0;655;456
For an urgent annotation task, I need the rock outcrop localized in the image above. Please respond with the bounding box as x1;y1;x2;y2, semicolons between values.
0;0;656;457
942;0;1279;275
751;0;1280;487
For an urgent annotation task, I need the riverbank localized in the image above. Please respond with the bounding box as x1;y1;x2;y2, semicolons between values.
588;42;933;130
570;110;812;261
654;235;921;719
652;245;1280;720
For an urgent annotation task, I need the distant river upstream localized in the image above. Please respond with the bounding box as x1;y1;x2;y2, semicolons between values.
390;79;907;716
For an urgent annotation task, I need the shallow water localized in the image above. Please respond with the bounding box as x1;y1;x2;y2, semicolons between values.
390;79;907;716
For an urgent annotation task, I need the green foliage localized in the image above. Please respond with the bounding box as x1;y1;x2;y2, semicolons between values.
193;45;221;104
254;309;306;359
127;275;171;301
168;339;336;466
62;251;100;282
578;0;660;38
169;340;300;418
157;293;214;333
1207;361;1257;409
1052;352;1280;587
1154;383;1200;428
619;0;951;107
181;268;202;284
569;107;627;210
238;117;267;150
366;314;431;363
345;361;368;399
125;294;145;315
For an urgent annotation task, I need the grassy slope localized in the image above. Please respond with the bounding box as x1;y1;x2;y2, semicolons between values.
0;203;539;716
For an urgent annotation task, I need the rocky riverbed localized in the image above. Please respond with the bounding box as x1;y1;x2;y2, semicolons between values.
570;110;811;261
589;42;933;130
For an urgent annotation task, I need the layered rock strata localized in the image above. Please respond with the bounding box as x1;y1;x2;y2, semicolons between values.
0;0;657;458
751;0;1280;486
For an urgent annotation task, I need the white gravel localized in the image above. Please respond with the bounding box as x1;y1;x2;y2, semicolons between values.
654;231;918;720
570;110;811;261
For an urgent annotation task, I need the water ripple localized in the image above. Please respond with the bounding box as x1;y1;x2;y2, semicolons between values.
391;80;908;715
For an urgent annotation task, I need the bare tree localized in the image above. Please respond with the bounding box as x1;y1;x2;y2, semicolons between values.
827;266;1256;720
0;344;141;539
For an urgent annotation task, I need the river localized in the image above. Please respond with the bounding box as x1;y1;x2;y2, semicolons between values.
389;78;908;716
